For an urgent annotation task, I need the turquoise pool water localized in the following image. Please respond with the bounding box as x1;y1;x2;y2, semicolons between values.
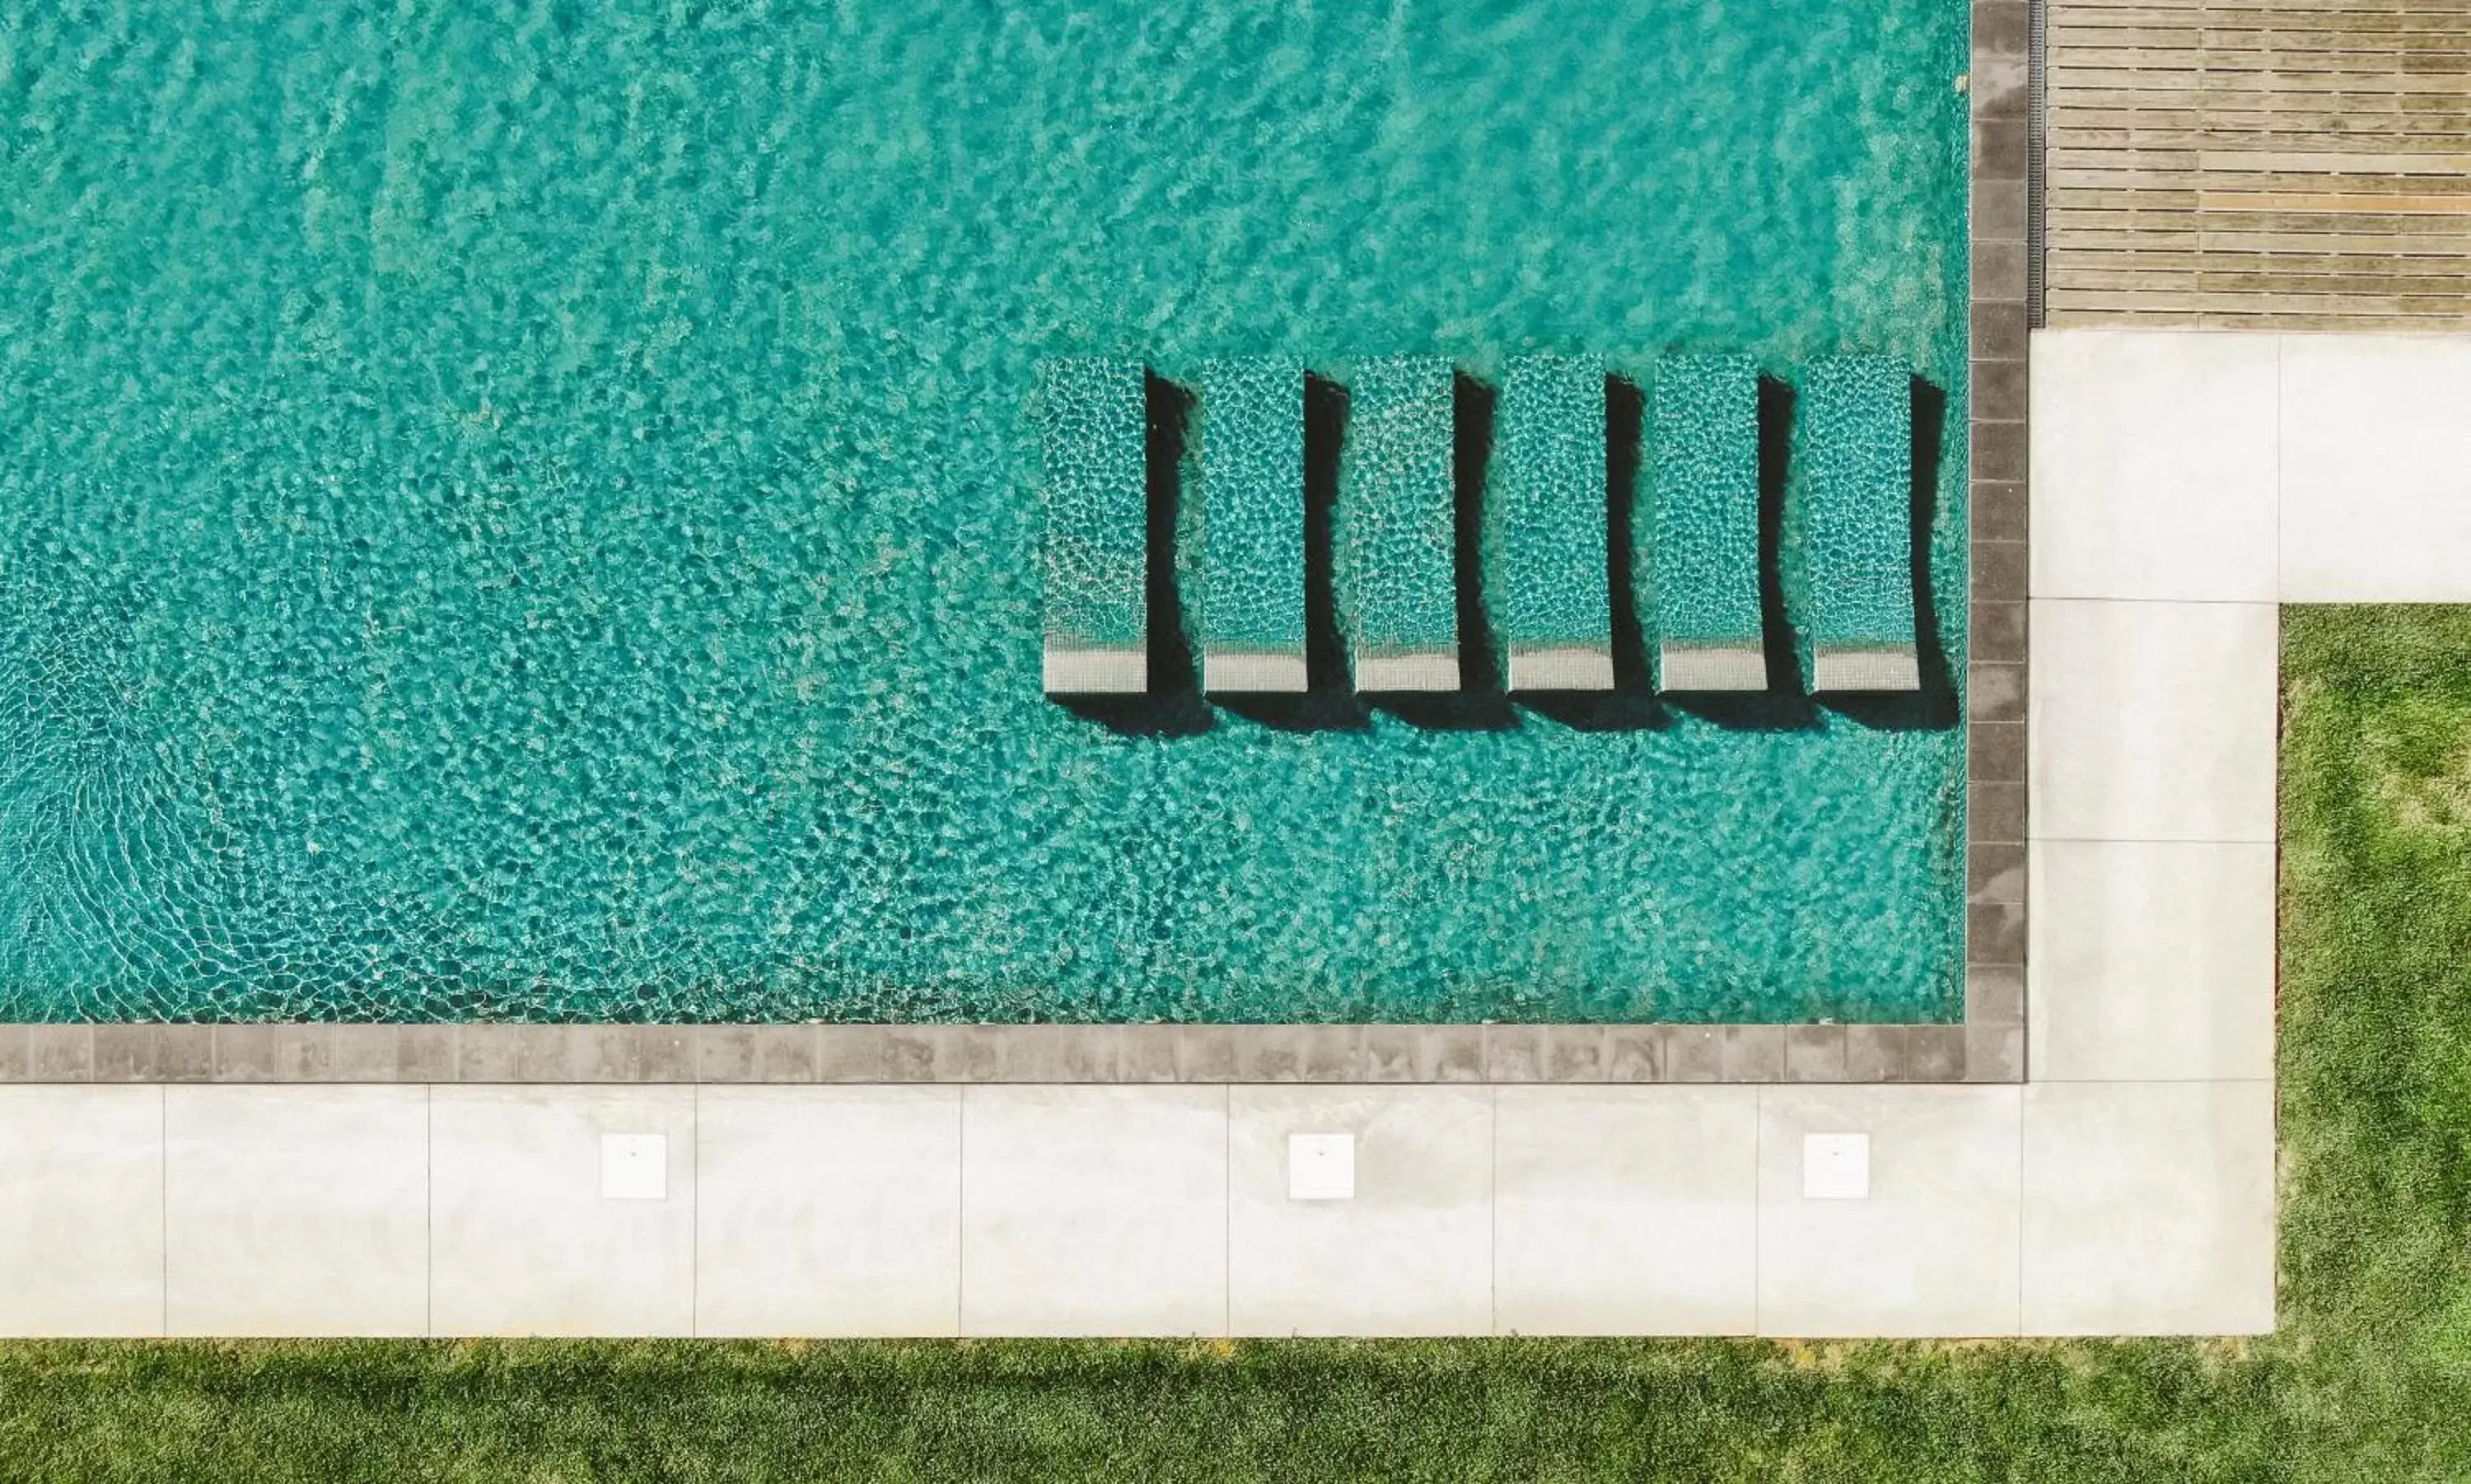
0;0;1969;1024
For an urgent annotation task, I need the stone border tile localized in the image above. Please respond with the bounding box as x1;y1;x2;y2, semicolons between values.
1604;1024;1665;1081
1974;483;2025;545
1914;1025;1969;1081
1974;600;2025;663
28;1025;94;1081
399;1026;457;1082
1972;782;2026;845
696;1025;819;1084
1667;1027;1724;1082
1969;841;2027;903
638;1026;695;1083
1170;1025;1235;1083
1844;1025;1909;1083
1484;1025;1544;1082
1964;1024;2025;1083
815;1025;938;1082
1365;1024;1485;1082
1967;966;2026;1027
1970;722;2025;784
333;1025;400;1082
988;1025;1119;1082
1545;1025;1609;1081
1784;1025;1848;1083
1721;1026;1785;1083
156;1025;234;1082
91;1026;161;1083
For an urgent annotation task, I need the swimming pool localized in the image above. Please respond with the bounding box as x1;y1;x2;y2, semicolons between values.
0;0;1969;1024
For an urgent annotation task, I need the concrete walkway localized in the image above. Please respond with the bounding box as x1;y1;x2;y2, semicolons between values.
0;1080;2269;1338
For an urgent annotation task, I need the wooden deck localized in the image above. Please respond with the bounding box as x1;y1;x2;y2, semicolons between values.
2044;0;2471;328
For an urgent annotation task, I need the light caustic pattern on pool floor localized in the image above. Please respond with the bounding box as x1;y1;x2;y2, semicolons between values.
0;0;1969;1024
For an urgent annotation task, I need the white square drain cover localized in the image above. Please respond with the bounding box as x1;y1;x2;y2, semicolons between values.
1288;1132;1355;1200
1802;1132;1871;1200
600;1133;668;1201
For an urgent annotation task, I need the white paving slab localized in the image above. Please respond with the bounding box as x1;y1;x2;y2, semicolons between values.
1756;1086;2022;1337
0;1086;164;1337
2030;597;2278;844
1494;1087;1759;1336
2023;1080;2276;1335
2030;840;2277;1081
2280;334;2471;603
696;1086;961;1337
428;1086;696;1337
165;1086;428;1337
1227;1086;1492;1337
960;1085;1227;1337
2031;329;2281;603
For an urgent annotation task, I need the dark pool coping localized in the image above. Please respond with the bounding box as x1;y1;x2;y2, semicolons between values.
1964;0;2031;1083
0;1022;1986;1085
0;5;2027;1090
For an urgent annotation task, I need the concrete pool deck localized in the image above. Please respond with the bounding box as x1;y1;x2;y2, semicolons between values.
10;325;2463;1339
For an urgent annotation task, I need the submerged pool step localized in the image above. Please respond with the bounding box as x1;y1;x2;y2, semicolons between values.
1038;349;1929;709
1646;355;1766;692
1193;357;1310;694
1489;353;1613;692
1336;355;1460;693
1035;357;1151;696
1799;357;1920;693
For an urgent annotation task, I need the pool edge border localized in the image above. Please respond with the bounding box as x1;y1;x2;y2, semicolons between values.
1;1022;1986;1085
1963;0;2031;1084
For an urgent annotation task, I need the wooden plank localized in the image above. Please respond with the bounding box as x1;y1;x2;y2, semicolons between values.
2199;189;2471;213
2053;268;2471;295
2048;186;2210;209
2178;208;2471;235
2202;56;2471;78
2205;21;2471;40
2195;151;2471;174
2050;147;2207;167
2049;306;2471;330
2047;286;2471;315
2044;228;2215;249
2193;234;2471;255
2055;125;2471;147
2059;245;2471;271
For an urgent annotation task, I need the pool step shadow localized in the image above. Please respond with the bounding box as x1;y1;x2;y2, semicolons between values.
1058;371;1216;737
1827;374;1960;731
1216;372;1374;733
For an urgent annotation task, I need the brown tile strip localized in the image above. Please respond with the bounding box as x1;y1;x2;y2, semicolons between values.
0;1022;2008;1084
1966;0;2032;1079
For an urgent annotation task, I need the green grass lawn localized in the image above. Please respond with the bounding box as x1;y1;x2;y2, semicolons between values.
5;605;2471;1481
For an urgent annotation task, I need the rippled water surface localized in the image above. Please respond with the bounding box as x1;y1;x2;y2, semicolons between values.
0;0;1969;1022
